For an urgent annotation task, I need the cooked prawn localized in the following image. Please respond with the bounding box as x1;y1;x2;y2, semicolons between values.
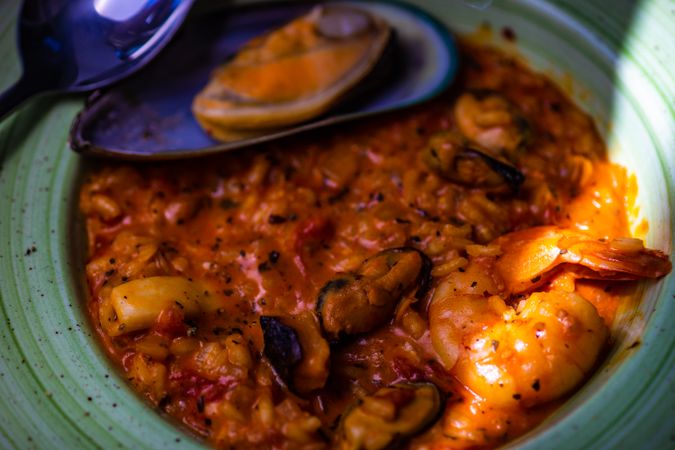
493;226;671;295
454;290;608;407
454;91;530;156
429;226;671;406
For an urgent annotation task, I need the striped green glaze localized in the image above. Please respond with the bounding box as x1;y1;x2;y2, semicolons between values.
0;1;672;449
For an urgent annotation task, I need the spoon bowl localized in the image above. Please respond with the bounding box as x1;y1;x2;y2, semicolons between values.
0;0;194;120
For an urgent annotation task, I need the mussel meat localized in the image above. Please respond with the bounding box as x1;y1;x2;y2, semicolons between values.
422;130;524;192
260;313;330;393
336;382;442;450
317;247;432;340
192;5;394;141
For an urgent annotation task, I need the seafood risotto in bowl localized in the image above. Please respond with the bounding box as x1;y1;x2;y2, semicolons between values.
0;1;673;449
78;40;670;450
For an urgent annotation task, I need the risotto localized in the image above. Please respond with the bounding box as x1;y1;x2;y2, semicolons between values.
79;42;670;449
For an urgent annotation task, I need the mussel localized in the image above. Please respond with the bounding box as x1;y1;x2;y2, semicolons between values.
260;316;302;384
317;248;432;340
260;313;330;393
68;1;458;159
336;382;442;450
192;5;394;141
422;130;525;192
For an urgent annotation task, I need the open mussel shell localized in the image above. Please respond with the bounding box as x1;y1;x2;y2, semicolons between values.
69;1;458;160
317;247;432;340
260;316;303;387
336;382;443;450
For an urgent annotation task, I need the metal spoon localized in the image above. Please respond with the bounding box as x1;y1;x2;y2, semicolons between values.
0;0;194;120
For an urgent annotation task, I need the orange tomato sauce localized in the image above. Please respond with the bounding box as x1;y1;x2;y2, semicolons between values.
79;43;637;449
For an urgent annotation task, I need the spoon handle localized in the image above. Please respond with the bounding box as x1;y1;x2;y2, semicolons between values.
0;75;42;122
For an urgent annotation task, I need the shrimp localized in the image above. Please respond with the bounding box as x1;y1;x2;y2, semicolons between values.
454;91;531;156
493;226;671;295
453;290;608;408
429;226;671;406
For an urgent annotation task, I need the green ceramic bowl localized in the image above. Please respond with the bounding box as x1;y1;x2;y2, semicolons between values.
0;0;672;448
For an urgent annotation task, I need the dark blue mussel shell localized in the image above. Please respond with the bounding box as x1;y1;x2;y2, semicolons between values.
69;1;458;159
